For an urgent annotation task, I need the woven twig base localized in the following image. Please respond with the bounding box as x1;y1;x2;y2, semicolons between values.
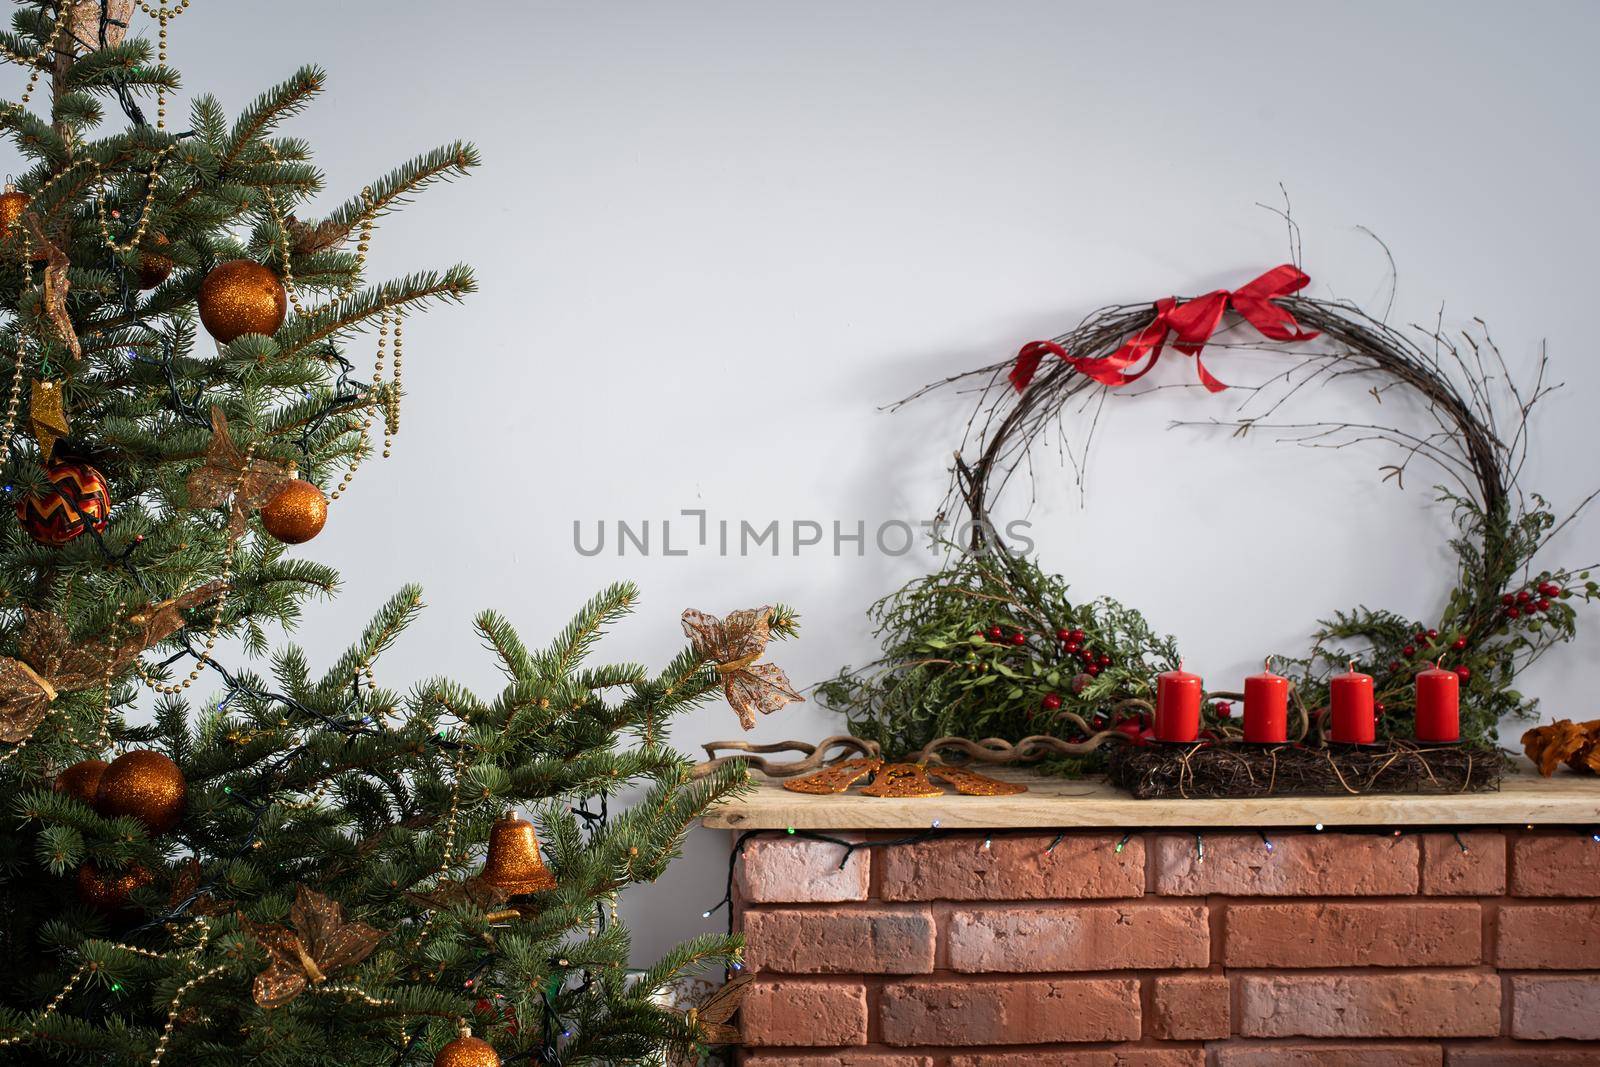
1106;740;1505;799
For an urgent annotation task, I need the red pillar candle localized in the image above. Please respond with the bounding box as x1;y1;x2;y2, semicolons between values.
1243;662;1290;743
1155;665;1203;742
1415;664;1460;743
1328;663;1376;744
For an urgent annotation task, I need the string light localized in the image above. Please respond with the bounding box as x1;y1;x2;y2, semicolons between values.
1258;831;1274;852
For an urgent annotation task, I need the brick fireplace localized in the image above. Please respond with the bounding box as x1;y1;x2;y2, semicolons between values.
711;770;1600;1066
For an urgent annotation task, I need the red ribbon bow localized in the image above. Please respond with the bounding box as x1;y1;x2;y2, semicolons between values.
1009;264;1318;394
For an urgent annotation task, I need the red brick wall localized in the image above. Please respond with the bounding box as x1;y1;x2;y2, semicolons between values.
731;828;1600;1066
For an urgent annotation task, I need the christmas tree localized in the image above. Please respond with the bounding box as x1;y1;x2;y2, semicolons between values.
0;4;780;1063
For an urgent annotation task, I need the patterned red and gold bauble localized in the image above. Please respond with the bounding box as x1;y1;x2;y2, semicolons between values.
95;750;187;834
198;259;287;343
53;758;110;805
76;861;153;912
434;1033;501;1067
15;461;112;546
137;233;173;290
260;478;327;544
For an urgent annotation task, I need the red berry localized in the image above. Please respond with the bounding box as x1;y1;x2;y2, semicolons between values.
1069;629;1085;642
1412;632;1426;643
1375;701;1386;714
1451;637;1467;650
1501;593;1515;606
1537;598;1552;612
1455;666;1471;680
1506;607;1521;619
1085;664;1100;677
1010;632;1027;646
1041;692;1062;711
1055;628;1071;641
1517;590;1532;603
986;626;1003;640
1539;582;1560;597
1402;645;1416;657
1213;700;1233;719
1064;640;1080;653
1426;628;1439;639
1096;652;1111;666
1388;660;1402;672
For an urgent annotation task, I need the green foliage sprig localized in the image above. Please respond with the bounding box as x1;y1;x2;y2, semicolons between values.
818;545;1176;757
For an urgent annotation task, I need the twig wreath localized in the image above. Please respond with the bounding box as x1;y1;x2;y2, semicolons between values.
818;250;1599;767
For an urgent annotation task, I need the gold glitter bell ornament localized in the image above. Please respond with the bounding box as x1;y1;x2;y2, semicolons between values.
94;749;188;834
434;1030;501;1067
198;259;287;343
260;476;328;544
0;182;28;241
478;812;557;895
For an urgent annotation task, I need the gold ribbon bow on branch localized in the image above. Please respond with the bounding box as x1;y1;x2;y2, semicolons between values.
681;607;803;731
683;972;752;1045
186;406;295;536
0;582;228;744
246;886;385;1009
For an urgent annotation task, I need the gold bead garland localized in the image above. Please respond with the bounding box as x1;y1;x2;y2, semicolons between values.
134;0;194;131
134;456;247;696
0;963;89;1048
148;963;226;1067
92;144;178;255
11;144;178;267
0;10;65;113
261;148;375;319
0;918;214;1055
329;304;403;503
384;309;403;458
1;291;34;455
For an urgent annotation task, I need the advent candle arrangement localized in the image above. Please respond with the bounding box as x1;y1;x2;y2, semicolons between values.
1243;661;1289;743
1328;663;1377;744
1414;662;1461;742
1154;665;1202;742
1147;659;1466;748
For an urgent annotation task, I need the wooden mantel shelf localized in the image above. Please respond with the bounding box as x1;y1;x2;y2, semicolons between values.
702;760;1600;830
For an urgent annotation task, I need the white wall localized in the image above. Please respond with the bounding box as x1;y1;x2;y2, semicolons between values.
97;1;1600;962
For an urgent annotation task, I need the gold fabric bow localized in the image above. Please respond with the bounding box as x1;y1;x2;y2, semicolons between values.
246;886;384;1009
186;406;294;536
681;607;802;730
684;972;752;1045
0;582;227;744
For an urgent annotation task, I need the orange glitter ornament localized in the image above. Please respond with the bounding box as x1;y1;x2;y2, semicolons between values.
198;259;287;343
95;749;187;834
434;1033;501;1067
53;758;110;805
76;861;153;912
259;478;328;544
138;233;174;289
